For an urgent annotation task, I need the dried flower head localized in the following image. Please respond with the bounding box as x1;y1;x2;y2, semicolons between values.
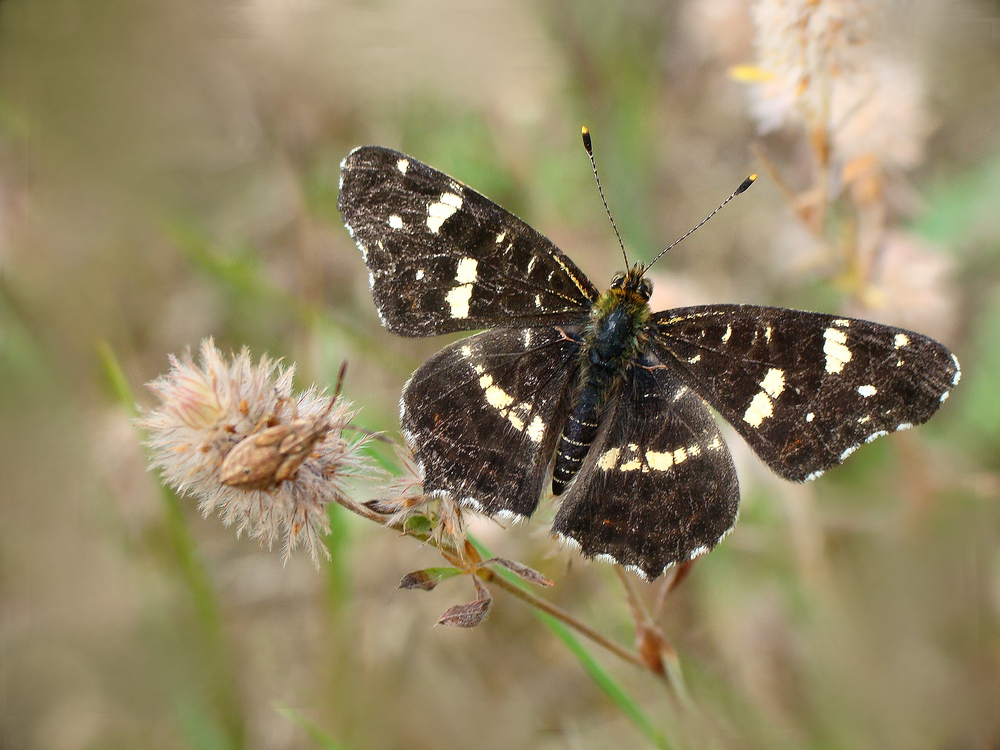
745;0;930;173
138;338;372;563
749;0;875;126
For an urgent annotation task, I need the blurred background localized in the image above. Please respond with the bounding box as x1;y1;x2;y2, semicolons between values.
2;0;1000;748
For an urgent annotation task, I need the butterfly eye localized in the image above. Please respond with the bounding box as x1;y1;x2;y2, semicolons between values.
638;278;653;300
610;272;626;288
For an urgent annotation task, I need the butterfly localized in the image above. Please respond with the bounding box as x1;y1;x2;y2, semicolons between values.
338;139;960;580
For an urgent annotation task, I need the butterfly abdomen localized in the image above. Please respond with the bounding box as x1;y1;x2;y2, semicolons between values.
552;277;652;495
552;383;602;495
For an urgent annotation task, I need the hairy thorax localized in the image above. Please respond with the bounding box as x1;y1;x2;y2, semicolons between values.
583;265;653;379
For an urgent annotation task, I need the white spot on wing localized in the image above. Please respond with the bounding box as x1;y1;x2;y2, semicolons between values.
415;269;425;280
721;325;732;344
833;318;850;327
951;354;961;385
495;231;506;244
427;192;463;233
455;257;478;284
857;384;877;397
597;447;620;470
396;158;409;174
619;457;641;472
483;384;514;410
760;368;785;398
645;450;673;471
743;391;773;427
804;469;824;481
894;333;909;349
526;416;545;443
865;430;889;443
388;214;403;229
805;412;815;422
445;284;473;318
474;364;544;442
823;327;852;373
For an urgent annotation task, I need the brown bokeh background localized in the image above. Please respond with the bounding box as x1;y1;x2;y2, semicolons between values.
3;1;1000;748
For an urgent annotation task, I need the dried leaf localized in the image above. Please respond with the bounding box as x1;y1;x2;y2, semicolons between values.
436;576;492;628
483;557;553;587
461;538;483;565
363;498;398;515
436;598;491;628
364;495;425;515
398;567;462;591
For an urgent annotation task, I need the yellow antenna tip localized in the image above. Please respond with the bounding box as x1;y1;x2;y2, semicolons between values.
581;125;589;135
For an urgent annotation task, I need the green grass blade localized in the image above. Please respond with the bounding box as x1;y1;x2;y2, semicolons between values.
538;610;673;750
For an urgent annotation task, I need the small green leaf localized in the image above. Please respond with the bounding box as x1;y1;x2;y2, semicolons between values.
403;514;433;535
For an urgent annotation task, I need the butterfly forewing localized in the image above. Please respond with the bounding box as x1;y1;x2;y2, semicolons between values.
401;327;582;518
552;356;740;579
339;147;598;336
650;305;961;482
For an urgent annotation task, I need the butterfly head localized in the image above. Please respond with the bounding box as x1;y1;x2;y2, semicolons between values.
593;263;653;343
610;263;653;302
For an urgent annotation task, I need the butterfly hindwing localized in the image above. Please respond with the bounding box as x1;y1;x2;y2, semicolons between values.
651;305;961;482
400;326;582;518
339;146;598;337
552;355;740;579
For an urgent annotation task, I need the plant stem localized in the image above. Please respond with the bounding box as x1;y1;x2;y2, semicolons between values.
333;494;652;672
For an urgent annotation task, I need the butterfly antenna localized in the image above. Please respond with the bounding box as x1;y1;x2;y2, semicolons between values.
582;127;629;269
643;173;757;273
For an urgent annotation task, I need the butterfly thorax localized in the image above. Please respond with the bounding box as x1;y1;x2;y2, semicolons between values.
587;264;653;367
551;265;653;495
